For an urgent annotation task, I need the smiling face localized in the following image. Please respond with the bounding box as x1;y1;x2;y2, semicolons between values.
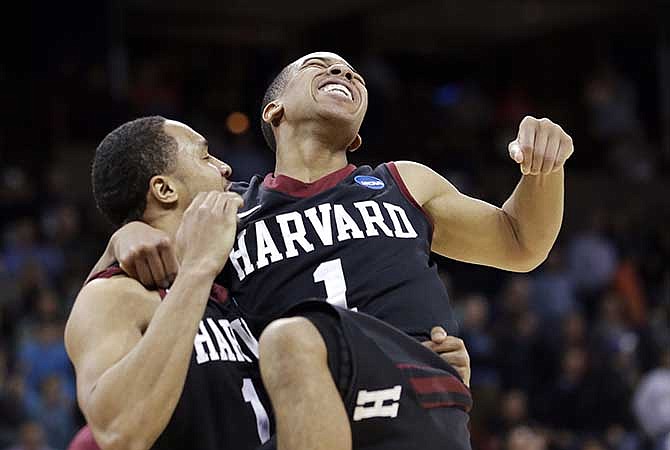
163;120;232;206
266;52;368;150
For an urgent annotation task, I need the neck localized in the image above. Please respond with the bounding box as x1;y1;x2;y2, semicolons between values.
274;123;351;182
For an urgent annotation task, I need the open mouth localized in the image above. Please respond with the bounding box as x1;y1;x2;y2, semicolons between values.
318;82;353;101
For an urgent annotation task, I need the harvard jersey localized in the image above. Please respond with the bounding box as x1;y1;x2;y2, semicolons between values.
87;267;273;450
227;163;456;340
289;301;472;450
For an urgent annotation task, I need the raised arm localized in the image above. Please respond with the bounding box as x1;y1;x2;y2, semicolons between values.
66;191;242;450
396;116;573;272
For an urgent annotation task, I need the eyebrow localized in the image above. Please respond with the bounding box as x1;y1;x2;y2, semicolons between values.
302;57;357;73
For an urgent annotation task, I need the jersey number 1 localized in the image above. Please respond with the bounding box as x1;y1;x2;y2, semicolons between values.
313;259;355;310
242;378;270;444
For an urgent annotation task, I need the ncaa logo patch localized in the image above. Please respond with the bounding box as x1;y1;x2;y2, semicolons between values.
354;175;385;190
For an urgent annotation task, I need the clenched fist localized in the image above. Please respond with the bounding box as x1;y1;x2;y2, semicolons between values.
508;116;574;175
177;191;244;277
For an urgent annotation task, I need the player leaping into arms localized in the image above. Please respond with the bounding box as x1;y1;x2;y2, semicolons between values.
95;51;573;340
89;51;573;449
68;116;474;450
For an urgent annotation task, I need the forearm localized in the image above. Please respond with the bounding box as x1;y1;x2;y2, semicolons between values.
87;267;215;450
502;169;564;267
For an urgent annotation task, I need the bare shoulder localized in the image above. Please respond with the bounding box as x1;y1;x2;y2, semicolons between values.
65;276;160;355
393;160;458;205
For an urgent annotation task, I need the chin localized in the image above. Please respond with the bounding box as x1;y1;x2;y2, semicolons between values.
316;103;360;127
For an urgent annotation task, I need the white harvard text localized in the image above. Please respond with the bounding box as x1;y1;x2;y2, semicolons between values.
229;200;419;281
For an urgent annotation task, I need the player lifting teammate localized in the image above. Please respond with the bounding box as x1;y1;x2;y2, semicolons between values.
65;117;272;450
90;51;574;449
67;116;473;450
102;52;573;339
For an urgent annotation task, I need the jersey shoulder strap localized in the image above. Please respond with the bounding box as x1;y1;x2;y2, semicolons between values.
85;264;168;299
85;264;124;283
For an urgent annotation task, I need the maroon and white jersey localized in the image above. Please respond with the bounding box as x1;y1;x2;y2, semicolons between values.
227;163;456;340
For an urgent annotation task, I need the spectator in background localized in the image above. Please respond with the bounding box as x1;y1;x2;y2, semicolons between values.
3;422;53;450
0;353;28;448
40;204;97;283
592;293;641;391
17;319;75;408
0;167;33;202
543;342;633;433
567;210;618;317
490;390;529;437
16;290;62;345
505;425;547;450
493;276;542;391
26;376;74;450
529;248;578;327
633;350;670;450
541;346;594;431
0;262;22;349
584;64;640;142
1;219;64;285
14;262;50;325
459;293;498;388
0;167;36;221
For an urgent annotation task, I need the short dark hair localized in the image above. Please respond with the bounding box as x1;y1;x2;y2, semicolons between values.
92;116;178;226
260;63;295;152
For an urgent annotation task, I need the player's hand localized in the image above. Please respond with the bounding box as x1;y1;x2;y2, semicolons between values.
177;191;243;278
111;221;179;289
508;116;574;175
422;327;471;387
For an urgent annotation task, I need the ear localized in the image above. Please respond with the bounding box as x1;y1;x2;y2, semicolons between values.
149;175;179;206
346;134;362;152
262;101;284;127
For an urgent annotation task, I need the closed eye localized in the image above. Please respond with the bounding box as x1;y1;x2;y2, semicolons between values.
302;61;327;70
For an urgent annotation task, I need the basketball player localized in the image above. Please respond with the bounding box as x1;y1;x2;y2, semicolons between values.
97;52;573;341
88;51;572;449
69;116;474;450
242;51;570;450
65;117;273;450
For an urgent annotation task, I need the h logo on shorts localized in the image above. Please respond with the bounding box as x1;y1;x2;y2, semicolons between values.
353;385;402;421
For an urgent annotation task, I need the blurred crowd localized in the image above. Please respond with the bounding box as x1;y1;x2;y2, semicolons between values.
2;21;669;450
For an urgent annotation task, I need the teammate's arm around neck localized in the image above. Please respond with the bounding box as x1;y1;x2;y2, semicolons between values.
86;221;178;289
394;116;573;273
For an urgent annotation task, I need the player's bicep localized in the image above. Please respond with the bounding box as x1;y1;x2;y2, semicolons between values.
395;161;522;268
65;280;144;415
428;188;519;261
